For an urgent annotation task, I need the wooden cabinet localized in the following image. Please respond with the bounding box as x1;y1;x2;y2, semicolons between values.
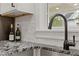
0;3;34;17
0;16;15;40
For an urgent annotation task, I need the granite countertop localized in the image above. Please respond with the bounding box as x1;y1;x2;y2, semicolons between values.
0;41;33;56
0;41;79;56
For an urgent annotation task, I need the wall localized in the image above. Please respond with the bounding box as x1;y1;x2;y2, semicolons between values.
34;3;79;50
35;30;79;50
35;3;48;30
15;3;79;50
15;3;48;42
0;3;48;42
15;15;36;42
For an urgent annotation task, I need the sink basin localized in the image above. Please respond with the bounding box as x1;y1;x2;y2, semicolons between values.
32;46;79;56
41;47;71;56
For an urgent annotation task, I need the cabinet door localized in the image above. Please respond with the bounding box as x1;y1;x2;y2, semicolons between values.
0;3;15;14
16;3;34;13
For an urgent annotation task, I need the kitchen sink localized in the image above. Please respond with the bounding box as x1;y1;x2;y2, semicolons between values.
32;46;79;56
41;47;71;56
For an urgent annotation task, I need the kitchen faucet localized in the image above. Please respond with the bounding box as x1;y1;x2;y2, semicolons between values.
48;14;75;50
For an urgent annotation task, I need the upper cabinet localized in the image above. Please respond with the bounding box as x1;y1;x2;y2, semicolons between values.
0;3;34;17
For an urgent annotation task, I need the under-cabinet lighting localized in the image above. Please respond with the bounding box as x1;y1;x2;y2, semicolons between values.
56;7;59;10
73;3;78;6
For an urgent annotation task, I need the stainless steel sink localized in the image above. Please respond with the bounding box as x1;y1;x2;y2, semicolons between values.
41;48;71;56
32;46;79;56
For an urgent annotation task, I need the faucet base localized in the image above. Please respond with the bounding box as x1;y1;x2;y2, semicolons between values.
63;40;75;50
63;40;69;50
63;45;69;50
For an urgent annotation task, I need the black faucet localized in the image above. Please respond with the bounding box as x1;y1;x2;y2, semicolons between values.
48;14;75;50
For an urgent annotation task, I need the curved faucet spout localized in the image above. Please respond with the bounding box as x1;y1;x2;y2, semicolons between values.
48;14;75;50
48;14;68;41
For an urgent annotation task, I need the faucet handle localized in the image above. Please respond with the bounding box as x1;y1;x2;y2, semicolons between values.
67;35;76;46
73;35;75;43
72;35;75;46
